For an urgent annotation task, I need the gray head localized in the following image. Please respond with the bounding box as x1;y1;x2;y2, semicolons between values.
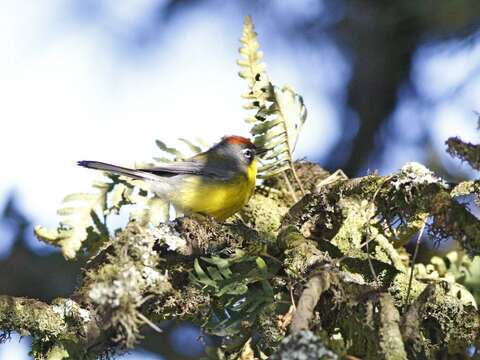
210;135;261;167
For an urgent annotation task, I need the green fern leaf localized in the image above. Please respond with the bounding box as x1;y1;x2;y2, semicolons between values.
155;138;205;163
178;138;203;154
109;183;132;214
237;16;267;89
132;196;170;226
237;16;307;196
155;139;185;160
255;85;307;177
34;182;111;259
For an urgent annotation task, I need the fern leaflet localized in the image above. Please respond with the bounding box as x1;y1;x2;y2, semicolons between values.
238;16;306;196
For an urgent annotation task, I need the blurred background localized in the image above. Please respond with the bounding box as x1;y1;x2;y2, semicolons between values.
0;0;479;358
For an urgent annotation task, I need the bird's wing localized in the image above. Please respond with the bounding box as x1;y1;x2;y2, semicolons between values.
143;160;207;176
145;153;238;180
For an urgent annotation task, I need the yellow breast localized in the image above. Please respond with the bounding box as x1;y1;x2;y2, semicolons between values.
172;159;257;221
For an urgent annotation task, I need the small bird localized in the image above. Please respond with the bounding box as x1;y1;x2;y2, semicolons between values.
78;135;265;221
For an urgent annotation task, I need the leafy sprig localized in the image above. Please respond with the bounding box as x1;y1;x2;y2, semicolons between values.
238;16;307;198
34;181;112;259
190;249;278;337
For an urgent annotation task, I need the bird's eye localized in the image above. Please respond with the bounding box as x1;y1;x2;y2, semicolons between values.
243;148;253;159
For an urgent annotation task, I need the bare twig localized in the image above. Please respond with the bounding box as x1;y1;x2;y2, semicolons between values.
137;312;162;333
366;238;378;284
289;162;306;196
282;172;298;202
405;217;428;306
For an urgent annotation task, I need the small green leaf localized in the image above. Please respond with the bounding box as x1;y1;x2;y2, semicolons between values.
207;266;224;282
110;183;128;213
155;139;185;159
217;282;249;297
192;258;218;288
178;138;203;154
255;257;267;271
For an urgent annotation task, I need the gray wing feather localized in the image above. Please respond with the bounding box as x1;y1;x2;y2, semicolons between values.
146;160;239;180
77;161;162;181
78;156;241;181
144;161;206;176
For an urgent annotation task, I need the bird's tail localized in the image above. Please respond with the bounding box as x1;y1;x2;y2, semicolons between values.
77;160;159;181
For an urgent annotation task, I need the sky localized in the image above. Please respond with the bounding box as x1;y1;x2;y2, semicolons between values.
0;0;479;358
388;37;480;175
0;1;336;358
0;0;340;231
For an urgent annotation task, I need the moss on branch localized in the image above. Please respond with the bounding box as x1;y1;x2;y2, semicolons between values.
3;13;480;359
0;296;71;341
2;161;480;359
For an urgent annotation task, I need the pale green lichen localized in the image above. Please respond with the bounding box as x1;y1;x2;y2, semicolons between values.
0;296;69;341
270;330;339;360
44;344;69;360
277;226;327;278
391;162;448;191
239;192;289;241
256;300;289;354
376;294;407;360
388;271;425;307
148;222;186;251
420;286;479;354
86;223;171;307
450;180;477;197
414;261;477;308
331;198;375;259
88;267;144;308
80;222;172;349
51;298;91;325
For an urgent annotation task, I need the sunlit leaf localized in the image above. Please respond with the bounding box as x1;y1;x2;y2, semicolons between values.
178;138;203;154
155;139;185;160
238;16;307;196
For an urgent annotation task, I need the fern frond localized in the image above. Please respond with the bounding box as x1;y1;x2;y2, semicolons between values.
237;16;266;89
255;86;307;175
131;197;170;227
154;138;205;163
34;182;111;259
238;16;307;197
178;138;202;154
109;182;132;214
155;140;185;160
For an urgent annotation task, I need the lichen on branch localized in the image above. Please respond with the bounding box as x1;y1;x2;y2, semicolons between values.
1;16;480;360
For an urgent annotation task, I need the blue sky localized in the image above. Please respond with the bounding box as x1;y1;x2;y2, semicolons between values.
0;0;340;230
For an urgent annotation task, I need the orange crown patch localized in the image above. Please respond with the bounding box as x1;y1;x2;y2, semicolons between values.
222;135;255;147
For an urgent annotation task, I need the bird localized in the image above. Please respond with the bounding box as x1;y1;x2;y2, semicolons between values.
77;135;266;221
